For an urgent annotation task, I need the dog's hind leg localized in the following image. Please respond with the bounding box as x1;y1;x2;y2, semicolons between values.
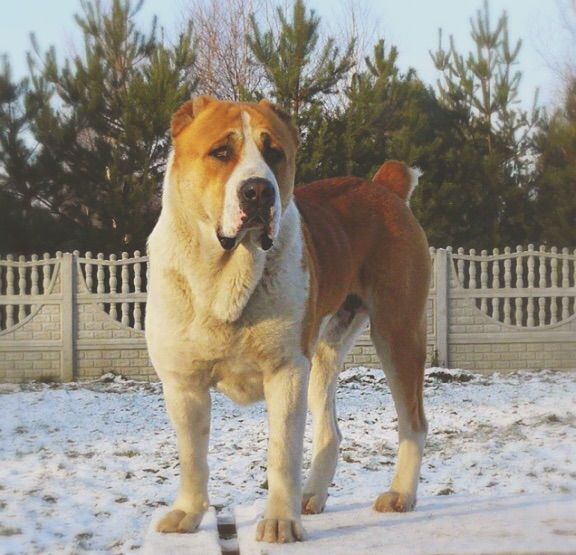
370;310;428;513
301;342;340;515
302;296;368;515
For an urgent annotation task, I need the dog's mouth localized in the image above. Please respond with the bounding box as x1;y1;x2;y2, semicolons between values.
217;211;274;252
216;230;273;252
241;212;270;230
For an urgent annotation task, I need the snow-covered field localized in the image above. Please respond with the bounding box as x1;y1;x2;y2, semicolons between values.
0;367;575;554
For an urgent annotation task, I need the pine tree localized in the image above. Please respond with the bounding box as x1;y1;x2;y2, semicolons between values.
23;0;196;252
406;104;505;249
430;0;540;246
339;39;499;248
0;59;66;253
533;80;576;246
343;40;418;178
295;103;347;184
247;0;354;127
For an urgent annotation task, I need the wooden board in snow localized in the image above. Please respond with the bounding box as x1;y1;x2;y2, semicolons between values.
142;507;221;555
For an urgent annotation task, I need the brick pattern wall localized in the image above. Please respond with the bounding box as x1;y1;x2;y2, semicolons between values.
76;302;154;379
0;303;62;382
450;341;576;372
344;336;378;370
448;294;576;371
77;348;154;380
77;302;143;341
0;304;61;342
0;350;60;382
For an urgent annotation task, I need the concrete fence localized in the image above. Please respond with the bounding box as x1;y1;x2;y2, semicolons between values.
0;246;575;382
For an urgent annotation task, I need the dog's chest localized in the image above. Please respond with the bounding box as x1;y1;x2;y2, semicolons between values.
164;310;299;404
146;201;311;401
209;356;264;404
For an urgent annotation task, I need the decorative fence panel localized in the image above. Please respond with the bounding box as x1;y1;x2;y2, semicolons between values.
0;253;64;382
75;251;153;381
0;247;574;382
441;246;576;372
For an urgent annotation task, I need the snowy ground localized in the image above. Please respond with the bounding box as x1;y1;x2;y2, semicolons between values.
0;367;575;554
234;494;576;554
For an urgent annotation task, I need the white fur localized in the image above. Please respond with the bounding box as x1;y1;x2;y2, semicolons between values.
406;167;422;204
220;112;281;239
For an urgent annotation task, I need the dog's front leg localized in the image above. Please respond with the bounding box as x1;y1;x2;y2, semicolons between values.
257;359;309;543
156;381;211;534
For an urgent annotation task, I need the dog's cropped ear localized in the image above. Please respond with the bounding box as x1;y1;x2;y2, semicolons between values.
171;96;214;139
258;99;299;145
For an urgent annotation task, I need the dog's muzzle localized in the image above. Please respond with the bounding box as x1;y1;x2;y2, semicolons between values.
239;177;275;223
217;178;276;251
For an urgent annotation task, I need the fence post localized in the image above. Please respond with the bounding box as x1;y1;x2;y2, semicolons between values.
435;248;450;367
60;252;77;381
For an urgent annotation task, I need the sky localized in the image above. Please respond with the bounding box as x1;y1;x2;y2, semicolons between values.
0;0;574;110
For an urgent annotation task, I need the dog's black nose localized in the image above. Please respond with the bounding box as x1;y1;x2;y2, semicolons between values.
217;234;236;251
239;178;275;207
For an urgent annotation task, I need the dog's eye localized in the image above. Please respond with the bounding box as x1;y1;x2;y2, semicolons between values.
264;145;284;166
209;145;231;161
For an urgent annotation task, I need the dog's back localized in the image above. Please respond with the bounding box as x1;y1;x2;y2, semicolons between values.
295;161;430;323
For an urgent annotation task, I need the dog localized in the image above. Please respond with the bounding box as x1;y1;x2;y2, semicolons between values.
145;96;430;543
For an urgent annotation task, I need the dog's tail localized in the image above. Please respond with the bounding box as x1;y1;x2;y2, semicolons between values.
372;160;421;204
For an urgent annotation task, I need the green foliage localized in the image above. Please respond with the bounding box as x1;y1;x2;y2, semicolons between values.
344;40;418;177
429;0;541;247
340;40;501;248
1;0;196;254
247;0;354;125
295;104;347;184
0;58;69;253
0;0;574;254
532;81;576;246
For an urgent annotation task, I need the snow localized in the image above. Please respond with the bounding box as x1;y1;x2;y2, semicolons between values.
0;367;575;554
235;494;576;554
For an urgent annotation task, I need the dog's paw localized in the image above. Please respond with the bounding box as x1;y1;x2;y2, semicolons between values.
301;492;327;514
373;491;416;513
256;518;305;543
155;509;204;533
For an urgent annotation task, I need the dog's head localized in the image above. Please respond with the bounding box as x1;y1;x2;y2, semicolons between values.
168;97;298;251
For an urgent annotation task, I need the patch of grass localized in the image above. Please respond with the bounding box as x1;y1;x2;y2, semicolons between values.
33;375;60;384
437;487;455;496
114;449;140;458
65;450;95;459
0;525;22;536
430;349;440;367
428;370;473;383
144;500;167;508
